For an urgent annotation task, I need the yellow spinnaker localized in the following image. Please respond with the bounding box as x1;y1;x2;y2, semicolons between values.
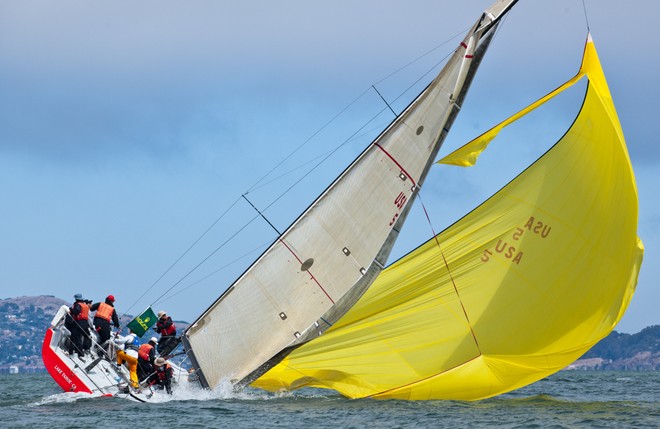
252;35;643;400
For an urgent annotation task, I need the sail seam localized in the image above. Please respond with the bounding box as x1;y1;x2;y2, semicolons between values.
374;143;417;187
366;353;482;399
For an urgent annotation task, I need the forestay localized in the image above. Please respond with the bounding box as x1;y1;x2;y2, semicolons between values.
183;0;519;389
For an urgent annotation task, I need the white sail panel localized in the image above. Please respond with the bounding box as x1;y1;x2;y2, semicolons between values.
185;0;518;389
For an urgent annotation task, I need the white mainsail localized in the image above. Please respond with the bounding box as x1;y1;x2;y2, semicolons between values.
183;0;519;389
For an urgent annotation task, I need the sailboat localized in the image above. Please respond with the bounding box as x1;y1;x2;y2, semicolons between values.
43;0;642;401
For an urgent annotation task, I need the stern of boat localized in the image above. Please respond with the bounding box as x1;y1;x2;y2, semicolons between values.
42;305;120;398
42;306;191;402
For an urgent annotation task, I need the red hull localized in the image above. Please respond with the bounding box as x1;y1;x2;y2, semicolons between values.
42;328;93;394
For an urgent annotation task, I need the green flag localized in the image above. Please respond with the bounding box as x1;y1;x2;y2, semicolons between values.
126;307;157;338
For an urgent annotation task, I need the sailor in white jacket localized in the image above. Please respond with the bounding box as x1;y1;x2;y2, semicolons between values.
114;331;140;389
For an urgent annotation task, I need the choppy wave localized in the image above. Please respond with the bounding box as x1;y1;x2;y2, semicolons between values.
3;371;658;429
31;391;102;406
145;377;274;402
143;377;335;403
31;376;325;406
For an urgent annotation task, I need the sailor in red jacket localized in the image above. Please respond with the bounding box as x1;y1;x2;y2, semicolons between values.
155;310;177;354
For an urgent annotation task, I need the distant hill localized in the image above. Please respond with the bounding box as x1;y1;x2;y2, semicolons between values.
569;325;660;370
0;295;68;372
0;295;189;373
2;295;68;314
1;295;658;373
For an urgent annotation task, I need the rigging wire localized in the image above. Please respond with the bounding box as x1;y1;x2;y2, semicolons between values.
581;0;591;31
389;53;454;107
126;119;388;317
245;87;372;195
151;115;389;307
247;121;389;193
243;28;468;195
156;239;273;305
121;196;243;318
372;85;398;117
250;31;465;216
373;26;470;86
246;25;469;195
407;13;514;355
416;192;481;353
242;194;281;235
259;106;389;213
124;24;473;316
147;212;264;307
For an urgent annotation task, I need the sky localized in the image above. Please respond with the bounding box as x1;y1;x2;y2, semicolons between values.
1;0;657;334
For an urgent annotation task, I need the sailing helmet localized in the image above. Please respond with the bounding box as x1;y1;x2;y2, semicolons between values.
157;311;166;319
149;337;158;344
106;295;115;302
74;293;83;300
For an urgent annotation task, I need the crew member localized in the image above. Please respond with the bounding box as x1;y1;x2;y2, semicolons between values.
68;293;89;359
137;337;158;383
154;357;174;394
155;310;177;354
91;295;120;348
114;330;140;389
82;299;93;355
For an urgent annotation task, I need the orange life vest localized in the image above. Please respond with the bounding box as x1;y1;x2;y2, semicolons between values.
73;302;89;321
138;343;154;361
95;302;114;322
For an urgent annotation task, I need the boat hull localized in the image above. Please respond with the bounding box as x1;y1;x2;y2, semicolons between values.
42;306;186;402
42;328;95;394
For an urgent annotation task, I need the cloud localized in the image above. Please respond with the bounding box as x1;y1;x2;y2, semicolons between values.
0;0;657;332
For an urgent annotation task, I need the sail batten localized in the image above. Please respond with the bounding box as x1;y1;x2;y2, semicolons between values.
184;1;518;389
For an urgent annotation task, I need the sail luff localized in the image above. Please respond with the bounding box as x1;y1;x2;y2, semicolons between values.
184;0;518;390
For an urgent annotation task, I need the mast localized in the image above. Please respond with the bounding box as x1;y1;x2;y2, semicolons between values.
183;0;519;390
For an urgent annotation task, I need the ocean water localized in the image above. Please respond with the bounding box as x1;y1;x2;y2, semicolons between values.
1;371;657;428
